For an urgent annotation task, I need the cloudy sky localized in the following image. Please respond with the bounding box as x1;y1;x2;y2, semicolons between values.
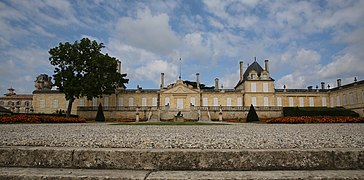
1;0;364;95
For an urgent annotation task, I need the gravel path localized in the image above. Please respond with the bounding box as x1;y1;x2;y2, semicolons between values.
0;123;363;149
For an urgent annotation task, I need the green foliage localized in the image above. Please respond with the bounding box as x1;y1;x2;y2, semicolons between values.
247;104;259;122
49;38;129;117
95;103;105;122
283;107;359;117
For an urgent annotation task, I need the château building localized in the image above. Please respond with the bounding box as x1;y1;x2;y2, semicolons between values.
0;87;33;113
30;59;364;120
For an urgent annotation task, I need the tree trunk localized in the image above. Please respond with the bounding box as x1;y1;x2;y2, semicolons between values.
66;97;75;117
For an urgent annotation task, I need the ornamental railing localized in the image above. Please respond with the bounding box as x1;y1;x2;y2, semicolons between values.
78;106;282;111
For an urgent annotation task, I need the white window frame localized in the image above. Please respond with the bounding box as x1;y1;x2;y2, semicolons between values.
65;100;69;109
289;97;294;107
118;97;123;106
277;97;282;106
263;83;268;92
237;97;242;106
177;99;184;109
104;96;109;107
203;97;208;106
129;97;134;107
322;97;327;107
152;97;157;106
190;97;196;106
299;97;304;107
142;97;147;107
226;97;232;106
349;92;354;105
251;83;257;92
92;97;97;106
336;95;340;106
330;97;334;107
251;96;257;106
79;98;85;107
263;96;268;107
309;97;314;107
213;97;218;106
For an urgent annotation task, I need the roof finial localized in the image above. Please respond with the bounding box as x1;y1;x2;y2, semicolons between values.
254;57;256;61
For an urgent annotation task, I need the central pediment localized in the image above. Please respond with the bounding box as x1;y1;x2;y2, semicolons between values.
163;80;199;94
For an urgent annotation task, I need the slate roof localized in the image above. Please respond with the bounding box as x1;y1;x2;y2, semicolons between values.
234;60;267;89
243;60;264;80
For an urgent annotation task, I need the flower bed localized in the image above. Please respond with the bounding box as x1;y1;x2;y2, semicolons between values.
263;116;364;123
0;114;86;123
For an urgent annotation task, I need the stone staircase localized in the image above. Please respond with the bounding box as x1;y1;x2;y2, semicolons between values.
1;146;363;179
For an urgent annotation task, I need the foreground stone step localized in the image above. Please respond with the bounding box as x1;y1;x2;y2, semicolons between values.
1;146;363;171
1;167;364;180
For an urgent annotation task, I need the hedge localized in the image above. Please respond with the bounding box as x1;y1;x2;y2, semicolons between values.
283;107;359;117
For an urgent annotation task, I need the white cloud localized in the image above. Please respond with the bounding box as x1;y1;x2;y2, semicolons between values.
134;59;178;86
114;8;179;54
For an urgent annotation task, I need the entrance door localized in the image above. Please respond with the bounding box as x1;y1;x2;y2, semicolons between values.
177;99;184;110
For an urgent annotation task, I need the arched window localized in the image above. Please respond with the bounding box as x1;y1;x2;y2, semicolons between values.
16;101;21;106
0;101;4;106
24;101;30;107
8;101;14;106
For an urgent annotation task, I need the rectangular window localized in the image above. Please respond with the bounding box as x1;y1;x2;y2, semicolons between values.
263;96;268;107
289;97;294;107
336;96;340;106
152;97;157;106
226;97;232;106
79;98;84;107
251;97;257;106
118;97;123;106
213;97;218;106
164;97;170;106
40;99;45;108
343;94;347;105
203;97;208;106
92;97;97;106
53;99;58;108
349;92;354;105
129;97;134;106
263;83;268;92
322;97;327;107
277;97;282;106
104;96;109;107
309;97;314;107
237;97;242;106
330;97;334;107
190;97;196;106
142;97;147;107
251;83;256;92
299;97;304;107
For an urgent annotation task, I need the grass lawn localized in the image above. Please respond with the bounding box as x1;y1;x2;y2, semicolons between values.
110;121;231;125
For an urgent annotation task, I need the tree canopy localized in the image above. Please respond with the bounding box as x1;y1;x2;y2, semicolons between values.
49;38;128;117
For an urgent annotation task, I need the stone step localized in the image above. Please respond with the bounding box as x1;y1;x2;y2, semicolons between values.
1;146;363;171
0;167;364;180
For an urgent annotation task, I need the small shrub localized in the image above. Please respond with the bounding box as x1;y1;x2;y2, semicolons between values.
95;103;105;122
247;104;259;122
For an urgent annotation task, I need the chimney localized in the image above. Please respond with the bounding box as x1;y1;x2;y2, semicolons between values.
264;59;269;72
337;79;341;88
116;60;121;74
239;61;244;81
160;73;165;89
196;73;200;89
321;82;325;90
307;86;312;91
215;78;219;91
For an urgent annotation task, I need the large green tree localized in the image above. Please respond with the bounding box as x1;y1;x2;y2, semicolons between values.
49;38;128;117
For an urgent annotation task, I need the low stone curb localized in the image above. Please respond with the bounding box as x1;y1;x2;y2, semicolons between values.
1;146;363;171
1;167;364;180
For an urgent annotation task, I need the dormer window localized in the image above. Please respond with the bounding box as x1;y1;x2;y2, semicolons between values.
251;74;256;79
